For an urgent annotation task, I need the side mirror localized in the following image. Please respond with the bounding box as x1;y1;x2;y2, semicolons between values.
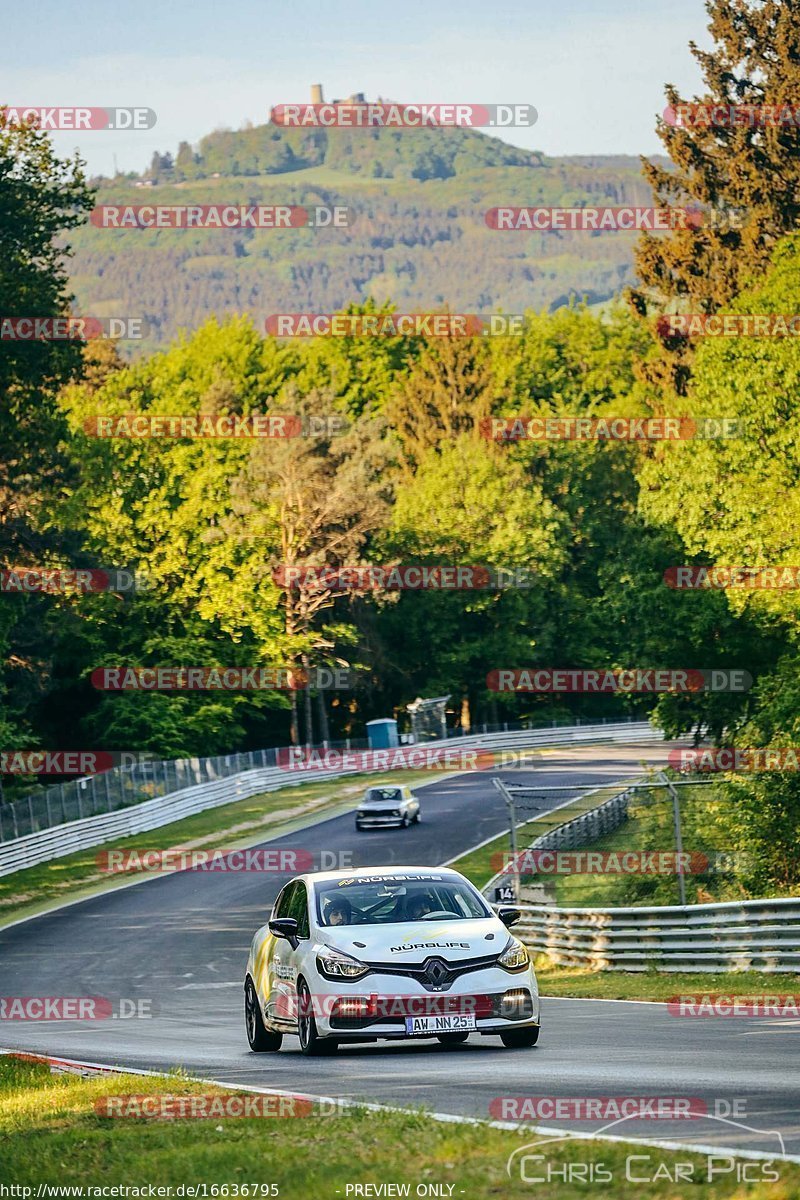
269;917;299;950
497;906;521;928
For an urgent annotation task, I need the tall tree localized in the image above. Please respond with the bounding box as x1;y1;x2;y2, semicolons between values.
629;0;800;393
0;109;94;564
0;109;93;754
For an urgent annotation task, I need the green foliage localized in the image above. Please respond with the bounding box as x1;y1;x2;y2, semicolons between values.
68;154;651;350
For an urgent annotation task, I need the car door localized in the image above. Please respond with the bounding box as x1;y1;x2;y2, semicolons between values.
405;786;419;818
282;881;311;1024
265;881;298;1027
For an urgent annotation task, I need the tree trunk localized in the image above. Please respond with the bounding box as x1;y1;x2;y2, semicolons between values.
289;691;299;746
301;654;314;746
317;689;330;745
460;693;471;733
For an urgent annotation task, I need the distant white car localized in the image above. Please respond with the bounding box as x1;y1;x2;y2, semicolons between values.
355;784;420;830
244;864;540;1056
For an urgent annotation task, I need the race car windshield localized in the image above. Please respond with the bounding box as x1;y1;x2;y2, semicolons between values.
364;787;402;803
316;877;491;926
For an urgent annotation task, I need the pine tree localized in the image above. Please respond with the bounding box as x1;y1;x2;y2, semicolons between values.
629;0;800;393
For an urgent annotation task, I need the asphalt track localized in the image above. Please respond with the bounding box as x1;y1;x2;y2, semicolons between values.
2;741;799;1159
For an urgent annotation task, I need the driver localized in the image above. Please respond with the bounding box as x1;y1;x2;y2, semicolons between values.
325;896;353;927
406;891;435;920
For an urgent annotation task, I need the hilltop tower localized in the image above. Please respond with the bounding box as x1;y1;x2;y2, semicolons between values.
310;84;324;104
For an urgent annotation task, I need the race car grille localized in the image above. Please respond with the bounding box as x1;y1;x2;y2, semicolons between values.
363;953;501;992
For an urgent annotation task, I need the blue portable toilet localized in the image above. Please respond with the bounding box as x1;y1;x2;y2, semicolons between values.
366;718;399;750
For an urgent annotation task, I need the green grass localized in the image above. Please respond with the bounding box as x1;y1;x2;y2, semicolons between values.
2;1057;796;1198
0;768;453;928
536;965;800;1001
545;814;680;908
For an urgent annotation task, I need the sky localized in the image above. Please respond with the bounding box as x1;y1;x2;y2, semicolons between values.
4;0;712;177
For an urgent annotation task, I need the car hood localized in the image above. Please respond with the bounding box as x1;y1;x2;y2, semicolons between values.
316;917;506;963
357;798;403;808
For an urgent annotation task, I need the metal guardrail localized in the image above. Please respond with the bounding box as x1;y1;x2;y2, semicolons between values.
515;896;800;973
479;774;800;974
0;714;650;843
0;720;655;877
482;782;637;901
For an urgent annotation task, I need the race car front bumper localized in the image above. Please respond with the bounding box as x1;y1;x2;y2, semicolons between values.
307;964;540;1039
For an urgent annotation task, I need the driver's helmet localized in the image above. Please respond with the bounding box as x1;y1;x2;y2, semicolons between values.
325;895;353;926
406;891;435;919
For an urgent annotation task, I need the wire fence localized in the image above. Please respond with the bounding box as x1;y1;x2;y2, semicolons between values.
487;776;742;909
0;714;649;843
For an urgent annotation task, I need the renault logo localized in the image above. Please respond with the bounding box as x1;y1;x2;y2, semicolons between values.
423;958;450;988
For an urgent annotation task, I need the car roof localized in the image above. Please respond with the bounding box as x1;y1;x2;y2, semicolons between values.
299;865;464;887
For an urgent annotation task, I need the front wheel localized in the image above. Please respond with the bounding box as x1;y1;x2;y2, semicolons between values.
500;1025;539;1048
245;978;283;1052
401;813;410;828
297;979;338;1057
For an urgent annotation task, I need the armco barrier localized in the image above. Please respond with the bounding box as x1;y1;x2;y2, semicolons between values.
482;781;636;901
0;721;655;877
515;896;800;973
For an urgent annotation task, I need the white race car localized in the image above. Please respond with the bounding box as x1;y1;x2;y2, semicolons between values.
244;864;540;1056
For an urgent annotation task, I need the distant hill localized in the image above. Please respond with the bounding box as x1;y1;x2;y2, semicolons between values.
70;122;660;349
155;121;543;182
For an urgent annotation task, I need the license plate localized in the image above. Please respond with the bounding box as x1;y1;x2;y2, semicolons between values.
404;1013;476;1035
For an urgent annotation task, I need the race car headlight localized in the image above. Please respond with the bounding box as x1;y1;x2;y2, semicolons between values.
316;946;370;980
497;937;529;972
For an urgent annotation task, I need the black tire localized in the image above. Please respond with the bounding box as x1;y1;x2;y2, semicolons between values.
297;979;338;1057
437;1032;469;1045
245;978;283;1052
500;1025;540;1048
401;813;410;828
355;821;364;831
413;811;421;824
